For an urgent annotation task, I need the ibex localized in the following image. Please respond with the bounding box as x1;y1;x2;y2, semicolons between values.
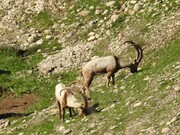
81;41;143;99
55;83;88;122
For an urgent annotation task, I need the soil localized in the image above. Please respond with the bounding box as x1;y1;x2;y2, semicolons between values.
0;92;39;117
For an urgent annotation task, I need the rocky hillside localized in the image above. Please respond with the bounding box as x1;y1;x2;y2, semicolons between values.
1;0;179;74
0;0;179;134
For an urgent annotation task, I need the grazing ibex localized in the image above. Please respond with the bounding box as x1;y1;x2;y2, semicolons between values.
55;83;88;122
81;41;143;99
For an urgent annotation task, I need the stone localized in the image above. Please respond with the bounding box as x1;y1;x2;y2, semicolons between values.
133;102;142;107
45;35;52;40
88;32;95;36
103;10;109;15
88;36;96;41
104;133;113;135
89;123;96;128
106;30;111;36
133;3;141;13
27;34;37;43
89;6;94;10
110;14;119;23
58;126;65;132
95;9;101;15
174;85;180;92
161;127;170;134
63;129;72;134
78;10;90;16
146;126;156;134
170;116;178;123
120;86;126;90
18;133;24;135
106;1;116;7
36;39;43;45
110;125;118;130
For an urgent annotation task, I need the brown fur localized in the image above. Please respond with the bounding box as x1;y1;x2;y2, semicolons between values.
81;41;143;99
56;84;88;122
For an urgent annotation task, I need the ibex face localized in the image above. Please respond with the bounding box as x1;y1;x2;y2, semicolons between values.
129;60;139;73
130;63;138;73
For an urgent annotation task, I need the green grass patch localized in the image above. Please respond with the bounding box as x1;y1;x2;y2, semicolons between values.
92;38;112;56
32;11;54;29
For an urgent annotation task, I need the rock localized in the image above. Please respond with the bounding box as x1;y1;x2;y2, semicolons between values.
133;102;142;107
27;34;37;43
110;14;119;23
95;9;101;15
65;120;70;123
120;86;126;90
63;129;72;134
88;36;96;41
45;35;52;40
144;76;151;81
88;32;95;36
0;120;10;129
27;70;33;74
174;85;180;92
146;126;156;134
161;127;170;134
89;6;94;10
90;129;97;134
103;10;109;15
104;133;113;135
78;10;90;16
55;125;65;132
37;49;42;53
106;1;116;7
110;104;115;108
89;123;96;128
130;0;137;4
106;30;111;36
170;116;178;123
18;132;24;135
133;3;141;13
36;39;43;45
110;125;118;130
44;30;51;34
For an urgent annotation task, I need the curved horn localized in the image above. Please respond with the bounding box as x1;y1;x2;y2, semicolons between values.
123;40;143;64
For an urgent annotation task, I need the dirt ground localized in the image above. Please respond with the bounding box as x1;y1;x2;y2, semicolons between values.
0;92;39;118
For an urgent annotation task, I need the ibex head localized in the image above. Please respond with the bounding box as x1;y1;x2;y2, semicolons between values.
124;41;143;73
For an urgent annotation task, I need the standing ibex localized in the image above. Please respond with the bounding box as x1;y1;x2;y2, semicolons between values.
81;41;143;99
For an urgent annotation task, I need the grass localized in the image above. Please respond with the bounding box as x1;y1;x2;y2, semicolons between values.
33;11;54;29
2;39;178;134
92;38;112;56
0;1;180;134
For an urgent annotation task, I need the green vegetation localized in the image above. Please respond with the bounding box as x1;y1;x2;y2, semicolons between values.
33;11;54;29
0;1;179;134
1;39;179;134
92;38;112;56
